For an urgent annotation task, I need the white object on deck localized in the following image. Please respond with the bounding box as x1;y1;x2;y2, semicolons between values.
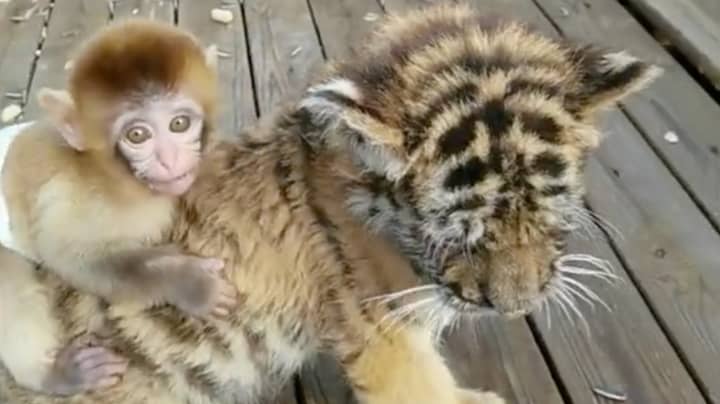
1;104;22;123
0;121;34;256
211;8;234;24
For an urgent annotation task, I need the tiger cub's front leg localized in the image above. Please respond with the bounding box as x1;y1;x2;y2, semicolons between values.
338;326;505;404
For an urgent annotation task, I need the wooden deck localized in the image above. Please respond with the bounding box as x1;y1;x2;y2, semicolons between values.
1;0;719;403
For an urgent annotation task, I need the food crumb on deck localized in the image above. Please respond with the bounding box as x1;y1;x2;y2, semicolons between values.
211;8;234;24
1;104;22;123
592;387;627;402
663;131;679;143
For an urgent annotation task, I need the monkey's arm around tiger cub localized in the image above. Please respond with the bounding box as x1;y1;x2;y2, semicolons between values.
0;19;236;396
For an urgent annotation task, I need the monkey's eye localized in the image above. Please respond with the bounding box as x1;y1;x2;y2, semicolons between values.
125;126;152;144
169;115;191;132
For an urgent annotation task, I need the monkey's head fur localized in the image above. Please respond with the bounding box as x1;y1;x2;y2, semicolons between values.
68;19;218;151
300;4;660;318
34;19;220;196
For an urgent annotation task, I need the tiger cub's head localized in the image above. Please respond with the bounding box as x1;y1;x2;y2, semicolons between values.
299;4;660;318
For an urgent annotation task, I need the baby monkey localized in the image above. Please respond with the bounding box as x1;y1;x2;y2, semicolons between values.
0;20;236;396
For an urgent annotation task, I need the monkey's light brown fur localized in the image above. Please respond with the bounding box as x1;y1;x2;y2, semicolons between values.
70;19;217;151
0;17;232;398
0;4;659;404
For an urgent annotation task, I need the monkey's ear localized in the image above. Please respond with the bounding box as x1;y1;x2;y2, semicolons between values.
204;44;219;70
37;87;85;151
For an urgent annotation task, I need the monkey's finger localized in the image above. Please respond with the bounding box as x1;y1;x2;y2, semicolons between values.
212;306;231;318
73;347;114;362
218;291;238;308
88;376;122;391
79;355;129;372
85;361;129;377
75;348;126;367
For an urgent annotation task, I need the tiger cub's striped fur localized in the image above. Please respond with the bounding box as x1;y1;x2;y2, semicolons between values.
301;3;660;317
0;4;659;404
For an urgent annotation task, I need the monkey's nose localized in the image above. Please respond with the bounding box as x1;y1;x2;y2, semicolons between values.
156;147;178;172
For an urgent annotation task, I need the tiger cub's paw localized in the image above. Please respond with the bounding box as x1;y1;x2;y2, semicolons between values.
457;388;506;404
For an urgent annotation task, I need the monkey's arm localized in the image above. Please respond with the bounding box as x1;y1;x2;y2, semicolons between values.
58;245;236;319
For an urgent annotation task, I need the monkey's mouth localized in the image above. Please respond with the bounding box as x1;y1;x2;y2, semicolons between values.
156;170;194;184
149;170;197;195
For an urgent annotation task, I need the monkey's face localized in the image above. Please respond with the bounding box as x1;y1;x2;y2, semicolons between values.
112;93;206;196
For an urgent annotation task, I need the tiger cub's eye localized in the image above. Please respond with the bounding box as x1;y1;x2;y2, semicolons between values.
125;126;152;144
169;115;191;133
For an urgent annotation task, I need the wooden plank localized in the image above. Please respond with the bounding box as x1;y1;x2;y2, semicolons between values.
301;1;563;403
579;110;720;402
531;0;720;251
528;0;720;399
22;0;108;119
112;0;174;22
624;0;720;86
177;0;256;136
243;0;324;115
301;355;356;404
381;0;443;13
306;0;383;60
440;319;565;404
268;383;300;404
533;229;706;404
0;0;50;126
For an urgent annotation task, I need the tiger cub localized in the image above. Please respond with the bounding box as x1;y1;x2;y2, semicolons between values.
0;4;659;404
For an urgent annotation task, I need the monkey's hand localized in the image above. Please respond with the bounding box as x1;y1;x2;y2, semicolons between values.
149;255;238;319
42;333;128;396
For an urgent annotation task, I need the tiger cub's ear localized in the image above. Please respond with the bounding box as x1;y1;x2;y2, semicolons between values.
299;77;409;179
569;47;662;114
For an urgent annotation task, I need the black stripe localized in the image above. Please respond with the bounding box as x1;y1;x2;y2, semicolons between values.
343;19;471;91
405;82;479;153
571;46;649;103
148;306;233;357
101;316;165;376
482;98;514;138
505;78;561;98
447;195;486;212
531;151;567;178
443;157;488;190
458;52;514;76
519;111;562;143
274;158;294;203
596;62;646;94
184;363;221;398
437;110;481;157
541;184;569;196
308;89;382;122
409;50;566;105
524;194;539;211
492;197;511;218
